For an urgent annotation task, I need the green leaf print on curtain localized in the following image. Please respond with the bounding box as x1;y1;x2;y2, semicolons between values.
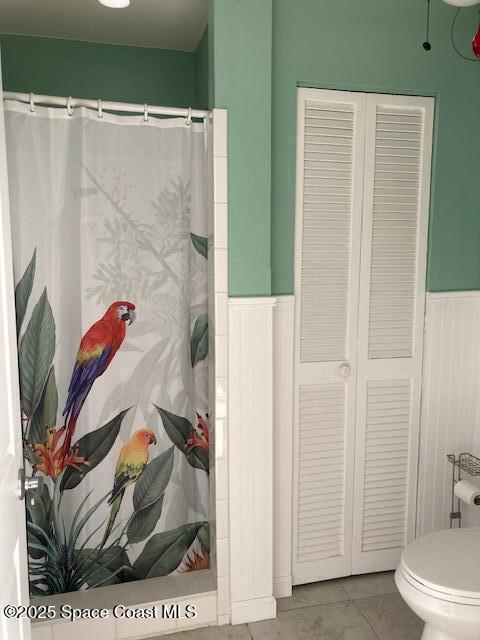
19;287;55;418
14;248;36;337
133;521;207;579
155;406;209;474
190;313;209;366
191;233;208;259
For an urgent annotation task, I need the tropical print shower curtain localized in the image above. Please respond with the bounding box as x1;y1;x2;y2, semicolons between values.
4;101;210;596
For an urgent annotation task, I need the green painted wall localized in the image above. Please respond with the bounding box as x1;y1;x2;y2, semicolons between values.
271;0;480;294
6;1;478;296
211;0;273;296
195;28;209;110
0;35;196;108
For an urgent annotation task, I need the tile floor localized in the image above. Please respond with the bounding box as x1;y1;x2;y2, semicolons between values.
157;571;423;640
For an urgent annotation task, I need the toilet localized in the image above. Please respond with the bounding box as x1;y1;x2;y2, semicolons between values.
395;528;480;640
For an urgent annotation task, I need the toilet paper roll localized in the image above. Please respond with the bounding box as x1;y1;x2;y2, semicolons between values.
454;480;480;506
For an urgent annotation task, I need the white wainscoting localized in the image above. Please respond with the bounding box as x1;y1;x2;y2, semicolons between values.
228;297;277;624
270;290;480;594
272;296;295;598
417;291;480;536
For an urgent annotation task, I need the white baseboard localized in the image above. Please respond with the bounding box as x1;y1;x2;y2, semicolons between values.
231;596;277;625
273;575;293;599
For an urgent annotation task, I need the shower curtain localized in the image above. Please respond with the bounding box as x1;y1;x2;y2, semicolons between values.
4;101;210;596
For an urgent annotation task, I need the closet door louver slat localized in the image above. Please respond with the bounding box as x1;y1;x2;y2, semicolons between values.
292;90;366;584
300;100;355;363
297;384;346;563
361;380;412;552
352;94;433;575
368;105;424;360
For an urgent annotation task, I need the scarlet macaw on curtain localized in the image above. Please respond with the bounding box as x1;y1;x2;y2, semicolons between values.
60;301;136;460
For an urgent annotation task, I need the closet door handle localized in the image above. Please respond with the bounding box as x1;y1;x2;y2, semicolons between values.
338;362;351;378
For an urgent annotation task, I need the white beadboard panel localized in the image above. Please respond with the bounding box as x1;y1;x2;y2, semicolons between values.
361;380;412;553
272;296;295;598
417;292;480;536
228;297;277;624
297;383;346;563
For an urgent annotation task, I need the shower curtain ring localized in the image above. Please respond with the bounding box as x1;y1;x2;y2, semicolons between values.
29;93;35;113
144;103;149;123
67;96;73;116
98;99;103;119
186;107;192;126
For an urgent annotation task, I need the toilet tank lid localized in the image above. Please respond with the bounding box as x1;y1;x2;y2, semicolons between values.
402;528;480;599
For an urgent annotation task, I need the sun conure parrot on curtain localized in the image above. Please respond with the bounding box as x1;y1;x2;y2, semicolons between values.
60;301;136;460
102;428;157;544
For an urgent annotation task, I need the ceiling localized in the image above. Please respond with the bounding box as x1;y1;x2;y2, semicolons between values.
0;0;208;52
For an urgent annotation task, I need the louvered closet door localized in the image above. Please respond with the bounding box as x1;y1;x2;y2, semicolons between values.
352;94;434;574
292;89;366;584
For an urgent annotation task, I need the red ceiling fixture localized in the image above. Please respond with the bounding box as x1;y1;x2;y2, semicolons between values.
423;0;480;61
472;16;480;56
442;0;480;57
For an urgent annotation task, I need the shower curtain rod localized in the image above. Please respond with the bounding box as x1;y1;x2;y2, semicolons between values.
2;91;209;120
